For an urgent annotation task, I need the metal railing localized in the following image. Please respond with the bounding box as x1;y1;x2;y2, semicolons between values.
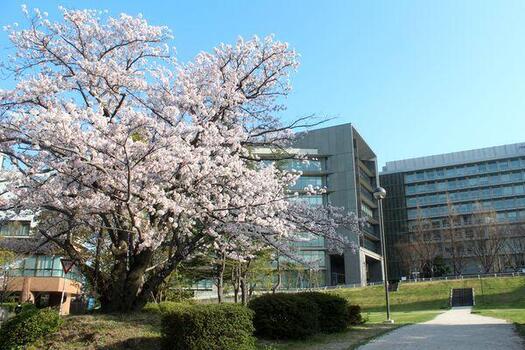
400;271;525;284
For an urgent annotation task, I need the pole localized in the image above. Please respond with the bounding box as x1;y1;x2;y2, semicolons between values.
378;198;393;323
59;277;66;316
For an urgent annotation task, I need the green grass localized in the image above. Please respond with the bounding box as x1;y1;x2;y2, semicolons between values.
332;276;525;313
29;276;525;350
30;312;162;350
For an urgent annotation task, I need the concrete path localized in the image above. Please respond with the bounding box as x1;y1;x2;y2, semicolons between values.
358;307;523;350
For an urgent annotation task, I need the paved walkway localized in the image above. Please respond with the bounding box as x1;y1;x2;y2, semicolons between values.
358;307;523;350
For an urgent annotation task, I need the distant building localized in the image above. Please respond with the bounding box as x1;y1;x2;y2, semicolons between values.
0;155;82;315
381;142;525;279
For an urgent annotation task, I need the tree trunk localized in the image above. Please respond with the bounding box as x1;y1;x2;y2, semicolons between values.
271;257;281;294
233;264;240;303
216;253;226;303
99;248;155;313
240;277;247;305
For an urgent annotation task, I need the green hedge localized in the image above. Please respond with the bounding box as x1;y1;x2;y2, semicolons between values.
143;301;193;314
249;292;363;339
348;304;363;325
297;292;351;333
0;308;63;350
248;293;320;339
161;303;255;350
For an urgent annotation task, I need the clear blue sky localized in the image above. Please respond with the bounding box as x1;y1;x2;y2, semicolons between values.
2;0;525;168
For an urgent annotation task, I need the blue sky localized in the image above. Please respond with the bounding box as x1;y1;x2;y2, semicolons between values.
1;0;525;168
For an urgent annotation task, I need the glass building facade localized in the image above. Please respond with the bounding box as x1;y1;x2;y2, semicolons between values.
291;123;384;286
381;142;525;278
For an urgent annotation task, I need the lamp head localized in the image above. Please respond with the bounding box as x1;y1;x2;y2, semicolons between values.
373;186;387;200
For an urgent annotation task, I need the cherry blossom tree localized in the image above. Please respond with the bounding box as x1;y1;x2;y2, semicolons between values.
0;7;361;312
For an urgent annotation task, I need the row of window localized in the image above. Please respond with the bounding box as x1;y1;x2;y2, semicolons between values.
407;197;525;219
0;221;31;237
279;250;326;269
283;158;324;172
406;184;525;208
358;168;375;188
404;157;525;184
360;186;376;203
406;171;525;195
9;255;83;282
289;233;325;248
289;176;324;191
361;202;374;219
260;158;324;172
288;194;324;206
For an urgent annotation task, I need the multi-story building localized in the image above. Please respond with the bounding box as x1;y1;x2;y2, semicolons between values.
290;123;384;286
196;122;386;295
381;142;525;279
0;155;82;314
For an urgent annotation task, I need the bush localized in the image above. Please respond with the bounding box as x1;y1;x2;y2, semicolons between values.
298;292;351;332
348;304;363;325
248;293;319;339
161;303;255;350
0;308;63;350
143;301;193;314
0;302;36;313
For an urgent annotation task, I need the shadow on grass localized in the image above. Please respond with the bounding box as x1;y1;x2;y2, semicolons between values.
474;284;525;310
97;336;161;350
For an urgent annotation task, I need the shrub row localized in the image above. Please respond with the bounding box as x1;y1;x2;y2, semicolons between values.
161;303;255;350
0;308;63;350
248;292;362;340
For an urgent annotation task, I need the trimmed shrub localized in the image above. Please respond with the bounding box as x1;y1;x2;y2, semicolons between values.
161;303;255;350
143;301;192;314
0;308;63;350
348;304;363;325
248;293;319;339
298;292;351;332
158;301;193;314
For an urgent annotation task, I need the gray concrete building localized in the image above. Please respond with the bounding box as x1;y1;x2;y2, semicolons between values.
381;142;525;279
291;123;384;286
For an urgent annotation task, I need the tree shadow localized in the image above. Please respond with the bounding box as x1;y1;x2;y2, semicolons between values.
97;336;161;350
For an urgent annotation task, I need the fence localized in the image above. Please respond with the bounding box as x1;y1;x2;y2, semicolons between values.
194;272;525;301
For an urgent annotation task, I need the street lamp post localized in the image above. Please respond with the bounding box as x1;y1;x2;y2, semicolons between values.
373;186;394;324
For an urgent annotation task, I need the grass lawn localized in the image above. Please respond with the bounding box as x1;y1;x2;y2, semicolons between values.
28;276;525;350
30;312;162;350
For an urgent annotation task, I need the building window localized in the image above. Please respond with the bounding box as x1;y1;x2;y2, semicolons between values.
283;159;323;172
0;221;30;236
361;203;374;218
288;195;324;206
290;176;324;191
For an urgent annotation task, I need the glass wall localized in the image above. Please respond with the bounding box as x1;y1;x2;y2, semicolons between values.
282;159;324;172
404;157;525;184
405;170;525;195
406;184;525;207
289;176;324;191
10;255;83;282
0;221;31;237
407;197;525;219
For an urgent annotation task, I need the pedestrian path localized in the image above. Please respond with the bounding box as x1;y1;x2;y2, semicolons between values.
358;307;523;350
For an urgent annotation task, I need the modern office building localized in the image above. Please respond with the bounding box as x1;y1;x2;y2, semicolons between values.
290;123;384;286
0;155;83;315
381;142;525;279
